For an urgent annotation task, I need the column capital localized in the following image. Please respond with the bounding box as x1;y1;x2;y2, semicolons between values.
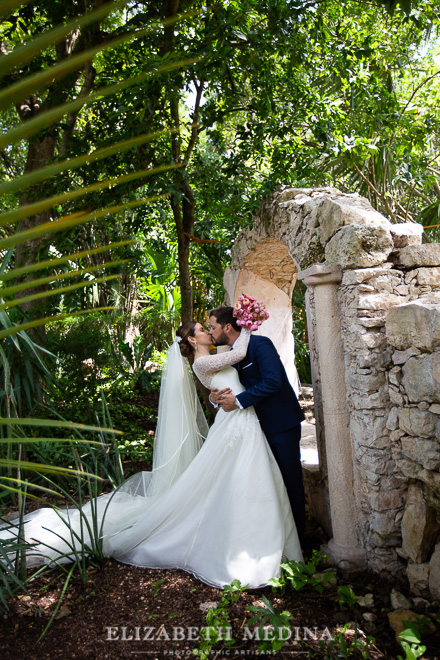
298;264;342;287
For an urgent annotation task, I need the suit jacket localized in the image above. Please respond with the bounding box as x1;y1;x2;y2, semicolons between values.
234;334;305;437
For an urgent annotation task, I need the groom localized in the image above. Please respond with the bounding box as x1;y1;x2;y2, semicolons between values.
208;306;306;544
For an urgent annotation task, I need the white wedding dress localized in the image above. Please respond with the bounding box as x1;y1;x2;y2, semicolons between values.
1;330;302;588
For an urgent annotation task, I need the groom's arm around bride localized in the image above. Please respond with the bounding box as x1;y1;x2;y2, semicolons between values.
208;306;306;545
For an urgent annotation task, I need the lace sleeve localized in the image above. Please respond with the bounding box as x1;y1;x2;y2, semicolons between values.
193;329;251;388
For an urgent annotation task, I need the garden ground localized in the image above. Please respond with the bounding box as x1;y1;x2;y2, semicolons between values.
2;394;440;659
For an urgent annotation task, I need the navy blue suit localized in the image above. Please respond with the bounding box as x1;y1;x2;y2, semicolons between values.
235;335;306;543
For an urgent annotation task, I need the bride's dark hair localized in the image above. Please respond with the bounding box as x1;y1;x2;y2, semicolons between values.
176;322;196;358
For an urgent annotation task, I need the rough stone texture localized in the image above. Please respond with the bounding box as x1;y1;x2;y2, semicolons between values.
401;354;440;403
390;589;412;610
416;267;440;286
429;543;440;599
401;485;439;563
394;244;440;268
386;297;440;351
227;186;440;592
357;292;407;311
401;437;440;471
317;195;391;246
390;222;423;248
398;409;437;438
392;347;421;365
407;563;430;596
325;225;394;269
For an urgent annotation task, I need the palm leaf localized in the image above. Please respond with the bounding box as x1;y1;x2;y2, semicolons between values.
0;129;177;197
0;1;118;78
0;194;167;250
2;241;133;281
0;459;103;479
0;0;32;22
0;9;199;110
0;164;181;228
0;307;115;340
0;418;123;434
0;273;121;311
0;57;199;151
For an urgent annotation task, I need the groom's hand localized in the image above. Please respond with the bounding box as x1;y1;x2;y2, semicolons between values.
220;393;238;412
210;387;231;405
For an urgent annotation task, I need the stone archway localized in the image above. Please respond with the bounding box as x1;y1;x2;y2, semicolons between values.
225;186;440;590
224;237;300;393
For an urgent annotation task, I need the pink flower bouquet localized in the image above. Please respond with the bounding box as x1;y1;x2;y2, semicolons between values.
233;293;269;332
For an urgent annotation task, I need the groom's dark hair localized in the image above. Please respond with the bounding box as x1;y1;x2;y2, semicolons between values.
209;305;240;331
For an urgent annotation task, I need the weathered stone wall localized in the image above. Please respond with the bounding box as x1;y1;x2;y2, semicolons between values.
385;296;440;596
226;185;440;593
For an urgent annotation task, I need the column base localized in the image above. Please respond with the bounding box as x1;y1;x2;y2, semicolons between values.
321;538;366;572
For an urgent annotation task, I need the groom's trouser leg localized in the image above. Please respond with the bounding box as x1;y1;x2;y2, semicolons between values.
268;426;306;545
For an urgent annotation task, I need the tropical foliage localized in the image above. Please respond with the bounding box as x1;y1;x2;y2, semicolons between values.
0;0;439;624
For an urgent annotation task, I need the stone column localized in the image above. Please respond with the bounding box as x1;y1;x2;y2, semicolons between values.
299;264;366;569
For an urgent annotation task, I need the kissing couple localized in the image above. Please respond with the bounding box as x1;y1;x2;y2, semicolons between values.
1;301;305;589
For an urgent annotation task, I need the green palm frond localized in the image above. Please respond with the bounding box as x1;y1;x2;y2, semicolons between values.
0;129;176;197
0;56;199;151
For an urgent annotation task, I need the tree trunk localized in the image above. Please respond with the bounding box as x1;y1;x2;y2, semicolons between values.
170;178;195;322
15;134;57;314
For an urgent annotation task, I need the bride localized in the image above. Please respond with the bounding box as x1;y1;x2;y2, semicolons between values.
1;323;302;588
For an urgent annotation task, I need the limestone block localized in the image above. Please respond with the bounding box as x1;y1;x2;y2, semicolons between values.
429;543;440;599
342;267;398;286
357;348;392;369
388;366;402;388
395;244;440;268
398;408;437;438
390;223;423;248
370;489;404;511
407;563;430;596
351;410;388;448
276;186;341;203
318;195;391;246
325;225;394;269
348;372;385;393
347;331;388;353
392;347;421;365
358;594;374;608
385;298;440;350
430;404;440;415
405;269;418;284
401;436;440;471
369;273;406;292
371;510;399;536
351;391;389;410
396;457;440;490
361;448;394;475
368;548;402;574
389;387;405;406
401;354;440;403
401;484;439;563
357;291;406;311
386;408;399;431
390;589;412;610
416;267;440;286
358;316;386;328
